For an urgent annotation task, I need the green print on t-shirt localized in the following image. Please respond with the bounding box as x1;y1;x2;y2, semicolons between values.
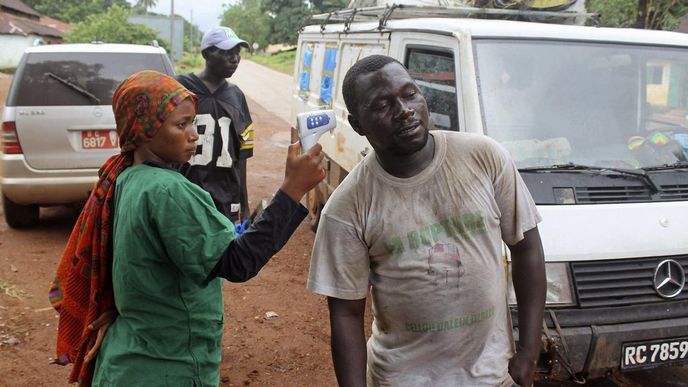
384;211;487;256
404;305;496;333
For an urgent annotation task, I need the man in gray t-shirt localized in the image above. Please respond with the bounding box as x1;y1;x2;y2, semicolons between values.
307;55;546;387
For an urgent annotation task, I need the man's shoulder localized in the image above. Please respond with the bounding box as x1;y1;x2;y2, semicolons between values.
217;82;250;115
442;131;504;156
442;130;494;145
175;73;204;93
321;160;369;216
175;73;195;85
224;82;246;97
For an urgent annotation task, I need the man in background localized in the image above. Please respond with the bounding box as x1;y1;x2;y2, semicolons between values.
177;26;253;222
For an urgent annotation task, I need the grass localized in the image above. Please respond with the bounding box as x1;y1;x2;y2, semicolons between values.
174;51;205;75
173;49;297;76
244;49;296;75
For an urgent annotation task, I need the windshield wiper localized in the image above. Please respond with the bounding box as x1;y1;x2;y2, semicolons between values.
642;161;688;171
46;72;101;105
519;162;659;193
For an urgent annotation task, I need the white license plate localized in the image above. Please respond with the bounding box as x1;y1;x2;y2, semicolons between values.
621;337;688;370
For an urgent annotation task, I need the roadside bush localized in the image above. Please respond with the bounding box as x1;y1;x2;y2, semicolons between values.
175;52;204;74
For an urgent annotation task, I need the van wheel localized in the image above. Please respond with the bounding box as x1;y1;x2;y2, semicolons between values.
2;194;39;228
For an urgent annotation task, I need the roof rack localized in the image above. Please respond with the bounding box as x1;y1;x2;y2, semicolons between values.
312;4;599;30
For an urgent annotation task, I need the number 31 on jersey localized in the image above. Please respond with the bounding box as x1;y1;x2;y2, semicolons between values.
189;113;233;168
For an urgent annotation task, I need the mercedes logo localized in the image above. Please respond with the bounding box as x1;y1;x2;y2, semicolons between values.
653;259;686;298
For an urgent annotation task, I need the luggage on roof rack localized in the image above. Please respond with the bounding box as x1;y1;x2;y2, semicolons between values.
313;0;596;28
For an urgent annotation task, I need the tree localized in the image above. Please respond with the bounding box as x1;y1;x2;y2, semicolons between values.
638;0;688;30
22;0;131;23
65;5;170;51
221;0;271;51
261;0;348;45
587;0;688;30
136;0;158;15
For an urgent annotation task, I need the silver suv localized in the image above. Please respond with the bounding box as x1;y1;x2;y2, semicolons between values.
1;43;175;227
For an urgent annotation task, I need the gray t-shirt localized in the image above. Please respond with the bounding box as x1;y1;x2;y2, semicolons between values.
308;131;541;386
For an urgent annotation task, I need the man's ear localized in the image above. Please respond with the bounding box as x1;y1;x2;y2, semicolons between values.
348;114;364;136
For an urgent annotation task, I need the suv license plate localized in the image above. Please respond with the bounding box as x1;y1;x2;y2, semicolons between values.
621;337;688;370
81;130;118;149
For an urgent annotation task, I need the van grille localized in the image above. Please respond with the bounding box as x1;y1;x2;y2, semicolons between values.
575;184;688;203
575;186;651;203
571;256;688;308
659;184;688;200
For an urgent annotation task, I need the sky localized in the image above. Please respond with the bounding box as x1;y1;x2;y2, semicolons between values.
127;0;229;34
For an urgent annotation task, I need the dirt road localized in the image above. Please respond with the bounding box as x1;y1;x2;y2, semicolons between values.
1;65;687;386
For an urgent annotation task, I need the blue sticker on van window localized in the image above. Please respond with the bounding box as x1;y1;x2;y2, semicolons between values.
323;47;336;71
321;75;333;104
320;47;337;105
300;45;314;94
300;71;310;91
303;46;313;68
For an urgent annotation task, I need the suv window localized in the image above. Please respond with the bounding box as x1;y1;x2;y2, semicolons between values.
10;52;169;106
405;48;459;131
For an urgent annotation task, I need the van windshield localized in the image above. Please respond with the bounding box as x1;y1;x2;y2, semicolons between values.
12;52;169;106
474;40;688;170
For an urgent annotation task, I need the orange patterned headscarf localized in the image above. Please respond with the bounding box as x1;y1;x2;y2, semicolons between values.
48;71;197;385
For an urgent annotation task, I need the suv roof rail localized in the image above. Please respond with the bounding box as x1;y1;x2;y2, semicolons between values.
312;3;599;30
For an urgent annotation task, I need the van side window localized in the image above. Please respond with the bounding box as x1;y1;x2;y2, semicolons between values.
405;48;459;131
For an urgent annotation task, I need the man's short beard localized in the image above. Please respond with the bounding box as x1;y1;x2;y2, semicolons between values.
390;127;430;156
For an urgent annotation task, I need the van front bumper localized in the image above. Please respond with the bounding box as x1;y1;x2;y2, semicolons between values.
512;300;688;382
0;154;97;205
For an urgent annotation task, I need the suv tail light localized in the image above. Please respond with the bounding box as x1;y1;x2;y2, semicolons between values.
2;121;23;154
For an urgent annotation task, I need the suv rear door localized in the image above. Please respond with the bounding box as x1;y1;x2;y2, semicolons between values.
7;51;173;170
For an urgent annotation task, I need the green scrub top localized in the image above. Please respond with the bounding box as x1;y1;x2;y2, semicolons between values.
93;163;234;387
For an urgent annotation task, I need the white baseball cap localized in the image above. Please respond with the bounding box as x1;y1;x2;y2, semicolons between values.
201;26;249;51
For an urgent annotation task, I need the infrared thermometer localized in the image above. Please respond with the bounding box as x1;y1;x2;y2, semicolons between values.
297;110;336;152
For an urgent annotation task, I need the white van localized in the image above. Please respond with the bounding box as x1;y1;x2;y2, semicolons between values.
291;3;688;383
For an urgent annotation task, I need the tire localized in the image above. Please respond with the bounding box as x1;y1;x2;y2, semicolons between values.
2;193;39;228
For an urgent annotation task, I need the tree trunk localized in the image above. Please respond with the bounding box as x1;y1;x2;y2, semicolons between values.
635;0;647;28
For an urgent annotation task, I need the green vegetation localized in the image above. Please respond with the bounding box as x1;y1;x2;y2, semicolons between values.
23;0;131;23
588;0;688;30
174;51;205;75
173;50;296;76
135;0;158;14
221;0;271;52
65;5;170;51
221;0;348;47
245;50;296;75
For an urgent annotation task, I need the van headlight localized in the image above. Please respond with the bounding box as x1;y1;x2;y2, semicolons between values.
507;262;576;307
